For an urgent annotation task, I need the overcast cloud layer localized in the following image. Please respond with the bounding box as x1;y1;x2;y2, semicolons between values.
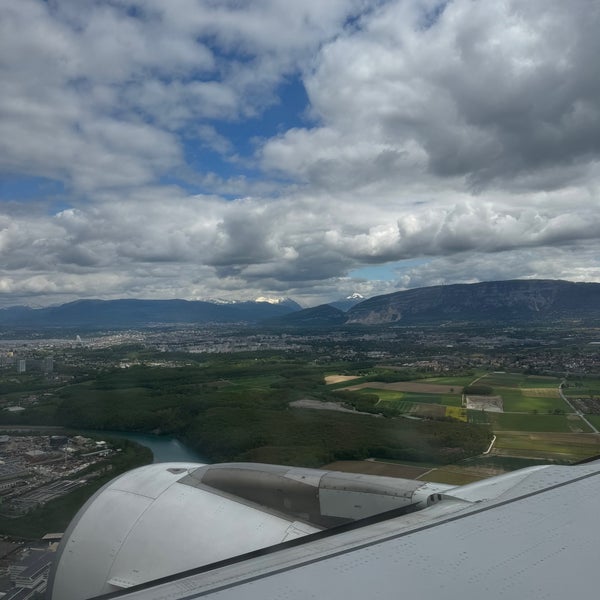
1;0;599;307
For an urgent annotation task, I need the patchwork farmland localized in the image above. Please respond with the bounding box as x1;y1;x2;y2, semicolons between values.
328;369;600;466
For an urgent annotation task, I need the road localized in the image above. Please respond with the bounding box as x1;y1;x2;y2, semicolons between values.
559;381;599;434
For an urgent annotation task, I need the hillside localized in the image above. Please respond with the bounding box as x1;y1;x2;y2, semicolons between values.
345;279;600;325
265;304;347;327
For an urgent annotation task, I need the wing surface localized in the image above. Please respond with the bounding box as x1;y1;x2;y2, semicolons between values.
92;462;600;600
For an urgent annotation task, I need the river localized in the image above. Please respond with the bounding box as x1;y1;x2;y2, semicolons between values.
83;430;206;464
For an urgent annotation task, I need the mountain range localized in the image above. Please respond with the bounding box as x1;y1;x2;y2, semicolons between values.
1;280;599;329
0;298;301;328
281;279;600;327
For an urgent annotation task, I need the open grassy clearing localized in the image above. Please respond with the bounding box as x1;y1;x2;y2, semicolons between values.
360;388;406;401
460;455;550;471
324;376;372;390
493;432;600;462
320;460;431;479
341;381;462;394
563;376;600;398
489;413;590;433
584;415;600;429
520;387;561;398
226;374;284;389
401;392;462;405
383;399;414;413
324;375;361;385
418;468;484;486
409;404;445;418
496;387;570;413
478;373;530;387
439;394;463;407
364;389;462;405
374;400;466;420
319;459;491;485
418;374;483;387
468;410;491;425
479;373;560;388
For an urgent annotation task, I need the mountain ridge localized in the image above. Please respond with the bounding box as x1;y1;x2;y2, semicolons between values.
0;298;301;328
264;279;600;328
1;280;599;328
345;279;600;324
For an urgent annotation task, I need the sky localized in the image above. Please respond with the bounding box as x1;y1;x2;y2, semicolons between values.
1;0;599;308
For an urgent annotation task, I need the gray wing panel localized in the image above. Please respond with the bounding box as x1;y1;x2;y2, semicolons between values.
100;465;600;600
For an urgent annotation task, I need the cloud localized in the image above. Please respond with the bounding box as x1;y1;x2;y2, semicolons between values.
262;0;600;190
395;242;600;290
0;0;367;193
0;1;598;307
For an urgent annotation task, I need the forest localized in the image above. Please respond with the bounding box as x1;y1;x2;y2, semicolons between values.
2;355;492;468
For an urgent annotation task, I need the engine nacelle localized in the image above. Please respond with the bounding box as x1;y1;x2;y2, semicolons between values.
48;462;454;600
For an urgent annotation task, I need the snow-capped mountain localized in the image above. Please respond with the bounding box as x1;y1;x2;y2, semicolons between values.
255;297;302;309
328;293;366;312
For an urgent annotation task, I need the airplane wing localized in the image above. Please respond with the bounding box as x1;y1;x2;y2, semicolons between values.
48;460;600;600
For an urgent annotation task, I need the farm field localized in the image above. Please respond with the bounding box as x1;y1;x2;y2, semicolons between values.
358;388;462;406
341;381;462;394
445;406;468;421
488;413;591;433
493;432;600;462
321;460;431;479
418;374;484;387
493;387;569;412
585;415;600;429
321;460;488;485
336;369;600;462
417;467;485;486
472;372;569;413
348;389;466;421
562;375;600;399
263;367;600;466
478;373;560;388
324;375;361;385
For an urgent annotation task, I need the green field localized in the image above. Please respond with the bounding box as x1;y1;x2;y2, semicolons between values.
419;468;482;485
377;399;414;413
419;374;483;386
489;412;591;433
584;415;600;429
460;455;550;471
467;410;491;425
493;432;600;461
562;376;600;398
465;372;568;413
494;387;570;413
360;388;406;401
361;389;462;407
225;374;285;389
479;373;560;389
400;392;462;406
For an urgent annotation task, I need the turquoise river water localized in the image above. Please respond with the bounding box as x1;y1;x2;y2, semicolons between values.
83;430;206;464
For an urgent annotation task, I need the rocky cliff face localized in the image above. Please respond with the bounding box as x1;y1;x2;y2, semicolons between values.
345;280;600;324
